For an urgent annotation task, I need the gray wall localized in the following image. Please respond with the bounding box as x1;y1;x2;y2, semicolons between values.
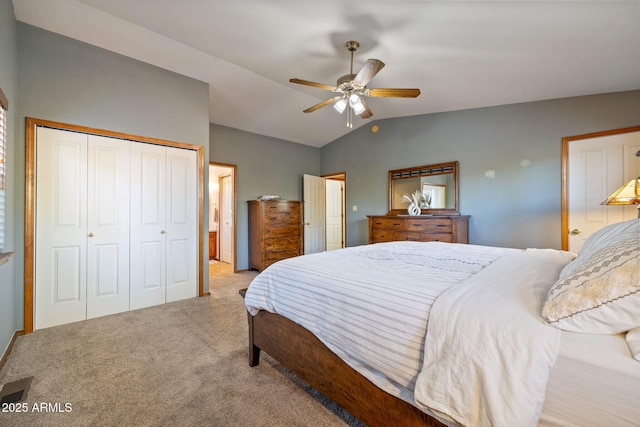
0;0;18;357
5;22;210;349
321;91;640;248
209;124;321;269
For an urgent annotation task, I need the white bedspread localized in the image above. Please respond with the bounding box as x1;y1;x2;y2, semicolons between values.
244;242;576;426
414;249;575;427
244;241;518;402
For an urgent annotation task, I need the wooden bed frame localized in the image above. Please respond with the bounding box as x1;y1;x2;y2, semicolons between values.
240;290;446;427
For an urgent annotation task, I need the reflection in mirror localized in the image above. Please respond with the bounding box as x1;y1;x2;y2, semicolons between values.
422;182;446;208
389;161;459;214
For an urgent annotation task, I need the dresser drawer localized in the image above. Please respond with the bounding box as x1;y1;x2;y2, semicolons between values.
405;218;452;233
264;224;300;237
371;230;396;242
264;201;300;214
370;217;405;230
421;233;453;243
264;248;300;262
262;259;280;270
264;236;300;251
264;211;300;224
394;231;422;241
262;256;301;270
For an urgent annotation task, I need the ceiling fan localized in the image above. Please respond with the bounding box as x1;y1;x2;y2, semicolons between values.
290;41;420;128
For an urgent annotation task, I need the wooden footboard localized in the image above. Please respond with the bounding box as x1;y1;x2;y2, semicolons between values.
240;290;445;427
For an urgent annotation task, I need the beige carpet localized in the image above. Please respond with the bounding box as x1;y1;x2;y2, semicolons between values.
0;262;365;427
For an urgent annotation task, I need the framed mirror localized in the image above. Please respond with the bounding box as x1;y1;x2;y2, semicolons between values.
388;161;459;215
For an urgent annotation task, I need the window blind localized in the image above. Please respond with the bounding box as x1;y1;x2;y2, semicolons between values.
0;99;6;251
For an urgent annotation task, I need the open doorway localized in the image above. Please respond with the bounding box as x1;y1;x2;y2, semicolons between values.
209;162;237;278
303;172;347;254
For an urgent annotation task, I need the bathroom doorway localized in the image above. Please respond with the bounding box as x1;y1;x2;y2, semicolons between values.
209;162;237;278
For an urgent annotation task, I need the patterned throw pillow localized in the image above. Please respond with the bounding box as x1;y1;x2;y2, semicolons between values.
542;219;640;334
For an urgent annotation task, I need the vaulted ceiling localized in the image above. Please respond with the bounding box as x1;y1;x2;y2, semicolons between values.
13;0;640;147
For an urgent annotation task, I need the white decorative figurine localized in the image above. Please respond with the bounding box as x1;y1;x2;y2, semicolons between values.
402;190;424;216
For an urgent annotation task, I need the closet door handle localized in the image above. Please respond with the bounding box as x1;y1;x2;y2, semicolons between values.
88;233;94;237
161;230;166;234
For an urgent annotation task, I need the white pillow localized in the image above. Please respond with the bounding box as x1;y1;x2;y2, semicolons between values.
542;219;640;334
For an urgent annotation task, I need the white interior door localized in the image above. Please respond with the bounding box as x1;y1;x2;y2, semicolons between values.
568;131;640;252
130;143;167;310
303;174;326;254
35;127;88;329
220;174;233;264
86;135;131;319
165;147;197;302
325;179;344;251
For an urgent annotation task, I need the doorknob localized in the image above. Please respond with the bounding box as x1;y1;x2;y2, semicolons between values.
570;229;581;235
161;230;166;234
88;232;94;237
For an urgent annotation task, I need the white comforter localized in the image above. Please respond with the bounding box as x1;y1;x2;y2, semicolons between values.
414;248;575;427
244;242;574;426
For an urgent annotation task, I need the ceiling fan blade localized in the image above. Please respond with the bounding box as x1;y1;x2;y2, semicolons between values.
352;59;385;87
366;88;421;98
290;78;337;91
302;96;343;113
359;98;373;119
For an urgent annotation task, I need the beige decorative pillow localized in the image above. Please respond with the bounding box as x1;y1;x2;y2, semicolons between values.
542;220;640;334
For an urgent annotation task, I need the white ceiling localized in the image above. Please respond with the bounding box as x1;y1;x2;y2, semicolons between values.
12;0;640;147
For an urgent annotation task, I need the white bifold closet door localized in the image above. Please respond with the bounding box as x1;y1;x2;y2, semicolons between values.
35;127;197;329
36;128;131;329
129;143;197;310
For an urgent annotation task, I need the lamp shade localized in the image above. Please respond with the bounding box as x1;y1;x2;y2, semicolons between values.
348;94;366;115
601;177;640;205
333;98;347;114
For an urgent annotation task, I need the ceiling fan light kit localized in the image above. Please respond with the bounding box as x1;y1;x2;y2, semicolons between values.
290;41;421;128
333;98;348;114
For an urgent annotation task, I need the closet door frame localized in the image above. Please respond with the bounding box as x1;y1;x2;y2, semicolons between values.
25;117;205;333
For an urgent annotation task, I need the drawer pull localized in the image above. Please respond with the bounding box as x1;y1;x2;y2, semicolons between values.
393;223;401;226
436;224;447;227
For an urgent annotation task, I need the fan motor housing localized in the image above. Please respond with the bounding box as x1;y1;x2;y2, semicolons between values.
337;73;357;88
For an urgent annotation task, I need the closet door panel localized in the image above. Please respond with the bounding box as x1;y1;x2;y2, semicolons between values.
165;148;197;302
35;126;200;328
130;143;167;310
86;136;131;319
35;127;88;329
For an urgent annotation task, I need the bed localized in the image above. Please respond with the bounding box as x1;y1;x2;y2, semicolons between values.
241;218;640;427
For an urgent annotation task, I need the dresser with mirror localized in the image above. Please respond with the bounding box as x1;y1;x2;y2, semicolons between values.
368;161;470;244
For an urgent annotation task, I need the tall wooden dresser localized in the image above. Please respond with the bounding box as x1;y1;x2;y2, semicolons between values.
248;200;303;271
368;215;470;244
